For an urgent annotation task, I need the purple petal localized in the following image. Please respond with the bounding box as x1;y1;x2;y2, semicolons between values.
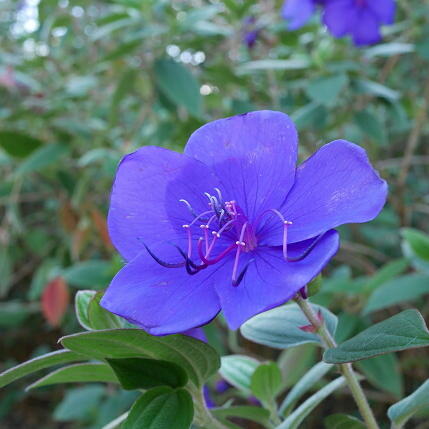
323;0;358;37
108;146;218;261
368;0;396;24
182;328;207;342
215;230;339;330
351;9;382;46
101;245;225;335
262;140;387;246
282;0;316;30
185;111;298;224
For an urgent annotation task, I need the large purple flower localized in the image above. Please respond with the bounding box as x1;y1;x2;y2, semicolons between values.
323;0;396;46
101;111;387;335
282;0;396;46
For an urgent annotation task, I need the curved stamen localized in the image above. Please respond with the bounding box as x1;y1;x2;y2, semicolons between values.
232;258;254;287
232;222;248;283
179;199;198;218
256;209;292;260
188;210;214;227
286;232;326;262
214;187;224;204
198;238;236;265
143;243;185;268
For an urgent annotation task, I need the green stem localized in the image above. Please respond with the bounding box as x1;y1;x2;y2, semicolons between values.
294;293;380;429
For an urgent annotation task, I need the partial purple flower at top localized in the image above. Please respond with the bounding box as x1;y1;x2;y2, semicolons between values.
323;0;396;46
242;16;260;49
101;110;387;335
282;0;324;30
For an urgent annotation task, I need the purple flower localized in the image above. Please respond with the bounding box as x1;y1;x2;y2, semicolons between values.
282;0;323;30
323;0;396;46
242;17;260;49
101;111;387;335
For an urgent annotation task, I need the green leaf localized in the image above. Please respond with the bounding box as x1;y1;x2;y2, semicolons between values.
0;350;85;388
355;79;400;100
363;274;429;314
75;290;97;330
241;303;338;349
219;355;259;395
364;43;414;58
250;362;282;405
154;58;202;117
0;247;12;298
54;385;105;421
401;228;429;262
324;310;429;364
354;110;386;145
0;131;42;158
324;414;366;429
362;259;409;295
63;260;113;289
106;358;188;390
388;379;429;427
306;74;349;107
88;291;124;329
237;59;310;73
15;143;69;175
123;387;193;429
356;354;403;398
60;329;220;388
212;406;270;427
280;362;332;416
277;377;347;429
27;362;118;390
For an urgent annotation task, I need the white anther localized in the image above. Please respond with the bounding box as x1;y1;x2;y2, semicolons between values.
200;224;209;229
212;231;221;238
284;221;293;225
182;224;190;228
235;241;246;247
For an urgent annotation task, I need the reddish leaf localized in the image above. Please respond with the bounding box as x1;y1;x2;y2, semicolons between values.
41;277;70;327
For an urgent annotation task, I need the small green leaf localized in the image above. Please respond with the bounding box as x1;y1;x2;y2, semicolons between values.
0;131;42;158
75;290;97;330
356;354;403;398
154;58;202;117
60;329;220;388
324;310;429;364
0;350;85;388
362;259;409;295
237;59;310;73
212;406;270;427
16;143;69;175
363;274;429;314
364;43;414;58
354;79;400;100
324;414;366;428
88;291;124;330
123;387;193;429
388;379;429;427
277;377;347;429
280;362;332;416
241;303;337;349
63;260;113;289
306;74;349;107
106;358;188;390
401;228;429;262
27;363;118;390
250;362;282;405
219;355;259;395
54;385;105;421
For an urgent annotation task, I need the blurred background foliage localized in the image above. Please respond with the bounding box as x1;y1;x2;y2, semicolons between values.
1;0;429;427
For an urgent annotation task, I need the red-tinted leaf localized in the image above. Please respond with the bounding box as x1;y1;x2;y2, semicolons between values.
41;277;70;326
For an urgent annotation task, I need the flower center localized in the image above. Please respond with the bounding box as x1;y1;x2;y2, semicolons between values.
144;188;323;287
